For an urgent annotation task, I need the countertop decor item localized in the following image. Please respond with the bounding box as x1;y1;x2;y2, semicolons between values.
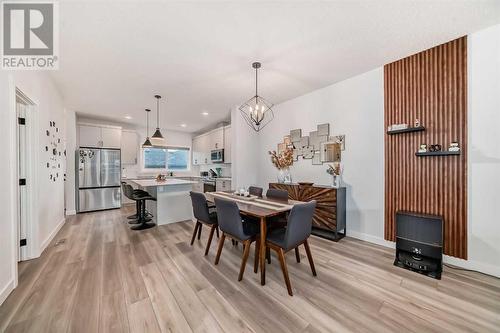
326;162;342;188
269;148;293;183
150;94;166;147
142;108;153;148
239;62;274;132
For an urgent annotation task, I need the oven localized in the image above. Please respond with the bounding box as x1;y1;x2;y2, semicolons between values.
203;181;216;193
210;149;224;163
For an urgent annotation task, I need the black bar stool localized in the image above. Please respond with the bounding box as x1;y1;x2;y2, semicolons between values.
131;190;157;230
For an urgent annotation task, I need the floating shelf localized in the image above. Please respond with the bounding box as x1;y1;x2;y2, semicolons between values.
415;151;460;157
387;126;425;135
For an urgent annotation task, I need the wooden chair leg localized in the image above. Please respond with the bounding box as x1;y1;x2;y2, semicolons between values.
197;224;202;240
190;222;200;245
266;247;271;264
216;226;220;238
204;225;216;256
295;247;300;263
214;233;226;265
238;240;251;281
277;248;293;296
254;239;260;273
303;239;317;276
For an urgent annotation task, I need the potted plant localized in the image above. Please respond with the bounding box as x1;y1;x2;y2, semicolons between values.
269;148;294;183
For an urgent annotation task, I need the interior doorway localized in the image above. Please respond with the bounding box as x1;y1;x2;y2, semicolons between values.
15;90;36;262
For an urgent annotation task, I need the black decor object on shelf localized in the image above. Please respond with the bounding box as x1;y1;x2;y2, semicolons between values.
387;126;425;135
415;151;460;157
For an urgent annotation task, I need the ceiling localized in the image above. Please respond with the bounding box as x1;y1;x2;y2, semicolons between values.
52;0;500;133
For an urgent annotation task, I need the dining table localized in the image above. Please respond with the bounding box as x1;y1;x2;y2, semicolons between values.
205;191;303;285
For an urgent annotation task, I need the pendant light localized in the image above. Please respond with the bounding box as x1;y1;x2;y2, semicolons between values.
150;94;166;147
142;108;153;148
239;62;274;132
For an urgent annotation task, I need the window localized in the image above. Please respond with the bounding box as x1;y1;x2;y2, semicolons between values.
143;147;190;170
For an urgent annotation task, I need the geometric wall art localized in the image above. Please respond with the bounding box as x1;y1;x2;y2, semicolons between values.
45;121;63;182
276;123;346;166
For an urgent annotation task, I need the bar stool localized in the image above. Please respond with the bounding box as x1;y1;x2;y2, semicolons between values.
121;183;147;224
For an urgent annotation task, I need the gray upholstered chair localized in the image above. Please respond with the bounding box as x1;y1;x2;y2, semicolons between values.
189;191;219;255
249;186;263;198
266;188;289;201
214;197;260;281
266;200;317;296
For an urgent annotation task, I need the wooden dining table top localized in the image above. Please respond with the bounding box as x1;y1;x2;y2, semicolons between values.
205;191;303;218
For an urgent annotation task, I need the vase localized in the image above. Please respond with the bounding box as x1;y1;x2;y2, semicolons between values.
332;174;342;188
278;168;292;184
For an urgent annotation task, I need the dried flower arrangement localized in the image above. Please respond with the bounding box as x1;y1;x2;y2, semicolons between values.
269;148;294;170
326;162;342;176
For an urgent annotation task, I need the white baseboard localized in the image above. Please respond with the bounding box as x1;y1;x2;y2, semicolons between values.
0;279;14;306
347;230;500;278
65;209;76;216
39;217;66;255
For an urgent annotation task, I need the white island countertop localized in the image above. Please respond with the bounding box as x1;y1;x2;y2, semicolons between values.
130;178;197;187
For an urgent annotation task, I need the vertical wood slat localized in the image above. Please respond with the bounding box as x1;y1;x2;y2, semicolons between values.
384;37;467;259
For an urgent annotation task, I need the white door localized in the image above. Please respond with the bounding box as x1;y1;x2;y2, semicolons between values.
16;102;28;261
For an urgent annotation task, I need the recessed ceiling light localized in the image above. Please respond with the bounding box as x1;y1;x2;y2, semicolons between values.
124;115;132;120
180;123;187;128
201;112;209;116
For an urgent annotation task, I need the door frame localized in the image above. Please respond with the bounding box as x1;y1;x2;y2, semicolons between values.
15;88;39;263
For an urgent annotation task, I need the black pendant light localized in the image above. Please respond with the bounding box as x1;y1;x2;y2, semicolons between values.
142;108;153;148
150;94;166;146
239;62;274;132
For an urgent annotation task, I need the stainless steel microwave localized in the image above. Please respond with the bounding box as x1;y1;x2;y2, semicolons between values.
210;149;224;163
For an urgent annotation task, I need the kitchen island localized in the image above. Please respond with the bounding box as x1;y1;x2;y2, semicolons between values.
129;178;197;225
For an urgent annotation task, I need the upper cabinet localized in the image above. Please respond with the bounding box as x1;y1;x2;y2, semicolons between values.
78;124;121;149
192;125;231;165
121;130;138;164
210;127;224;150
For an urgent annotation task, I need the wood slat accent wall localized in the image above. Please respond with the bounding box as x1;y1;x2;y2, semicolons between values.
384;37;467;259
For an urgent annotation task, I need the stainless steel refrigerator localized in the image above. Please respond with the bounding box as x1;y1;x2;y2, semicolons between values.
77;148;121;212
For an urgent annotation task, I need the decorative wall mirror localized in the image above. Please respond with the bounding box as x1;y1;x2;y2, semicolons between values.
321;142;341;162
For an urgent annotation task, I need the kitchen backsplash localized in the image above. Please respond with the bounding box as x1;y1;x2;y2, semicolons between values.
122;163;231;179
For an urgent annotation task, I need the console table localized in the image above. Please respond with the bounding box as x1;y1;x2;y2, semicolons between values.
269;183;346;241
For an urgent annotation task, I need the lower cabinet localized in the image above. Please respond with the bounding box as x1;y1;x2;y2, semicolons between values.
216;179;231;192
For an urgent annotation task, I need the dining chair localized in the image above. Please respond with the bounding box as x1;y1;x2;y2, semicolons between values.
248;186;263;198
189;191;220;255
214;197;260;281
266;200;317;296
266;188;289;201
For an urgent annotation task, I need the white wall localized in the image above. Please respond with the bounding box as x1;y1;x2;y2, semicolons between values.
231;107;260;190
64;109;77;215
256;68;386;240
0;71;67;304
467;24;500;275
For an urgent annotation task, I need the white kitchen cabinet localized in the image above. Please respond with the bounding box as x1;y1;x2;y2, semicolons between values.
121;130;138;164
79;125;102;147
192;136;202;165
216;179;231;192
78;124;122;148
210;127;224;150
223;125;231;164
192;126;230;165
101;127;122;148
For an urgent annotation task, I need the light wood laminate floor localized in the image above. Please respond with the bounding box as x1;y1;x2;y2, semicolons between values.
0;206;499;333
